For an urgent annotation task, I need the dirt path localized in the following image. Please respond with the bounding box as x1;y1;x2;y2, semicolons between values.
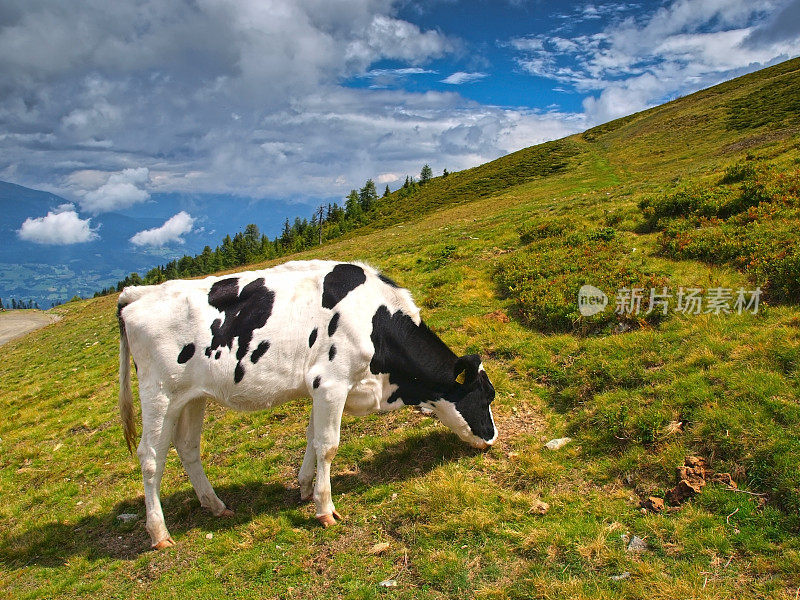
0;310;61;346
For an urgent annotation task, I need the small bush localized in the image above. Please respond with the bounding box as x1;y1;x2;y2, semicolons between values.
646;163;800;302
495;233;669;334
517;217;573;244
719;162;757;184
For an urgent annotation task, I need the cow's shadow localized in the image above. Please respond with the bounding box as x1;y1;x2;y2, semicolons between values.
0;430;479;567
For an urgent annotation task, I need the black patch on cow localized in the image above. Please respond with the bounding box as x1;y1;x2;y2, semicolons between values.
369;305;458;405
205;347;212;357
369;305;496;442
329;345;337;361
378;273;400;288
251;340;270;364
453;370;496;441
322;263;366;309
215;350;222;360
205;276;275;383
208;277;240;310
328;312;340;336
177;343;196;364
308;328;318;348
313;376;321;389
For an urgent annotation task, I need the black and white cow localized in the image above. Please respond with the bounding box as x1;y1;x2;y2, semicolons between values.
118;260;497;549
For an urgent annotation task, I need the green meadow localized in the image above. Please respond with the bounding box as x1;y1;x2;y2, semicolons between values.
1;58;799;599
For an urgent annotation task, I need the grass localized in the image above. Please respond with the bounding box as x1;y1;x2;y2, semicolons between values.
1;57;800;599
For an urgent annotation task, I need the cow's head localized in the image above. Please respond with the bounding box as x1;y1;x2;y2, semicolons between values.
431;354;497;449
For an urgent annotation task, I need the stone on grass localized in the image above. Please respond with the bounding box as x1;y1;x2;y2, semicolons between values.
626;536;648;553
116;513;139;523
544;437;572;450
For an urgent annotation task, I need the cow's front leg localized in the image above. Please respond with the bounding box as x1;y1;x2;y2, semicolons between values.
310;383;346;527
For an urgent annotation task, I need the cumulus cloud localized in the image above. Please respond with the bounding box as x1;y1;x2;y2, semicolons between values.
130;211;195;247
17;204;98;244
79;168;150;214
441;72;489;85
376;173;400;184
0;0;468;201
512;0;800;123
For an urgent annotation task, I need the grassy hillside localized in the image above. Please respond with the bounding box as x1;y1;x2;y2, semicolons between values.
2;57;799;599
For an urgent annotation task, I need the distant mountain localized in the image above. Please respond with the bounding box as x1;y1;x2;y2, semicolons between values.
0;182;322;308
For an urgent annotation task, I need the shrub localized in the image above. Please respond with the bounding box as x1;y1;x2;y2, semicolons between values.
495;233;669;334
517;217;573;244
647;163;800;303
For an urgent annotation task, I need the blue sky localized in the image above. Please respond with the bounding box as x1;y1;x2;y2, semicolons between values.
1;0;799;247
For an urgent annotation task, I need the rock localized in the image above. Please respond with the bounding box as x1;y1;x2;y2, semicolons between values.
641;496;664;513
626;536;648;553
116;513;139;523
370;542;390;555
206;533;213;540
544;437;572;450
379;580;398;588
610;572;631;581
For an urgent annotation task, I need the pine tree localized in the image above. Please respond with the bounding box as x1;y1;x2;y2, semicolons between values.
359;179;378;212
383;184;391;197
443;168;449;177
420;164;433;184
345;189;362;220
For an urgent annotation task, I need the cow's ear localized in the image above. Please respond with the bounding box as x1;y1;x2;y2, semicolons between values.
454;354;481;385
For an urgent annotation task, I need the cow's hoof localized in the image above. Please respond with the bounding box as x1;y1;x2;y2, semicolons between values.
218;508;235;518
152;537;175;550
300;492;313;503
316;510;342;528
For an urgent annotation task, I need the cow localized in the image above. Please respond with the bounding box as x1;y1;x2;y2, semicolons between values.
117;260;497;550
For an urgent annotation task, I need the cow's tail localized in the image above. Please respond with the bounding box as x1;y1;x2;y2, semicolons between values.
118;291;137;455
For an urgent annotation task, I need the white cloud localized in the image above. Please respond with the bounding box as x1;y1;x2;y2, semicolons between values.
79;167;150;214
17;204;98;244
512;0;800;123
130;211;195;247
376;173;400;184
0;0;475;200
441;72;489;84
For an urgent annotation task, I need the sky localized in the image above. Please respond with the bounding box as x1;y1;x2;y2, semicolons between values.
2;0;800;248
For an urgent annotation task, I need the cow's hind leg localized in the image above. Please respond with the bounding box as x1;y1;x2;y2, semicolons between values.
310;383;347;527
137;390;180;550
174;398;232;517
298;410;315;502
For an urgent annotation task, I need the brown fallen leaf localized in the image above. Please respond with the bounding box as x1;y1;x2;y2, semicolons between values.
370;542;390;555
